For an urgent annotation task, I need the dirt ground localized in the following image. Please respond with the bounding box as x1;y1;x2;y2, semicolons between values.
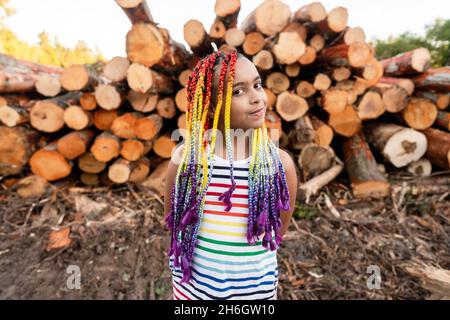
0;173;449;300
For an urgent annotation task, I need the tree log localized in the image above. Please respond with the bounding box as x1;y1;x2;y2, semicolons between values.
364;123;427;168
57;130;95;160
373;84;408;113
311;116;334;147
266;72;290;94
412;67;450;93
141;160;169;196
275;92;308;122
115;0;154;24
318;42;373;68
381;48;431;76
79;92;97;111
35;74;61;97
129;156;151;183
0;125;40;176
153;134;176;158
30;92;82;132
15;175;49;198
299;143;335;180
78;152;107;174
224;28;245;47
252;50;274;71
126;63;174;94
328;105;362;137
285;63;301;78
60;64;104;91
108;158;133;184
313;73;331;91
332;67;351;81
127;91;158;113
310;34;325;52
296;81;316;98
183;19;214;56
103;56;130;82
126;23;189;73
321;88;348;114
0;104;29;127
93;109;118;131
63;105;93;130
356;91;385;120
272;32;306;65
421;128;450;169
209;18;226;46
90;131;121;162
214;0;240;29
156;97;176;119
29;143;72;181
294;2;327;23
378;77;415;96
318;7;348;33
289;115;315;150
343;131;390;199
111;112;141;139
241;0;290;36
414;92;449;110
402;98;438;130
242;32;265;56
436;111;450;131
0;53;62;93
299;158;344;202
134;114;163;140
175;87;188;112
407;158;432;177
120;139;152;161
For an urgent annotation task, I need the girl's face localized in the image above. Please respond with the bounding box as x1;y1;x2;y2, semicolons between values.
211;57;268;131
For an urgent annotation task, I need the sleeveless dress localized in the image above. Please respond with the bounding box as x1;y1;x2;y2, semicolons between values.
169;153;279;300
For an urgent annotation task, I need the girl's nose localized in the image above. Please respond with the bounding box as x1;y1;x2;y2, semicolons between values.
249;89;263;105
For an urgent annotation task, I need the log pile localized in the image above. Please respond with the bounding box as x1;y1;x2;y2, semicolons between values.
0;0;449;200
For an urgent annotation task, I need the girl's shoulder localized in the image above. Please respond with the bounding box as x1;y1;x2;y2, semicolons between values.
170;144;185;167
277;148;295;171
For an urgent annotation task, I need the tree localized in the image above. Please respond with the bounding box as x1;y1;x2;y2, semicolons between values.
375;18;450;67
0;0;105;67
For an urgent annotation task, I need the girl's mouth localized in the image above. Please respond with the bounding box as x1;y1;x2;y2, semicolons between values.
249;107;265;117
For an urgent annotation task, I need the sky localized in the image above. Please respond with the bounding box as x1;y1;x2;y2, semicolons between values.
3;0;450;60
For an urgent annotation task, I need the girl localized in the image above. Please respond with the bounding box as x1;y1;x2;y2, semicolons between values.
164;50;297;300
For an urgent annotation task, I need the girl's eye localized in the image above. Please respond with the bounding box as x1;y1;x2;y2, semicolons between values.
254;82;262;89
233;89;244;96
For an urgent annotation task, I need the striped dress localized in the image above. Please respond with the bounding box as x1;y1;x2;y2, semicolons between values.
169;153;279;300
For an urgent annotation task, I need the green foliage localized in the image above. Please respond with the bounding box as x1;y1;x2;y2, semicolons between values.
293;202;318;220
375;18;450;67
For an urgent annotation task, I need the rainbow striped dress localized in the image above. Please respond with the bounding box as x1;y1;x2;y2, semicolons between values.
169;153;279;300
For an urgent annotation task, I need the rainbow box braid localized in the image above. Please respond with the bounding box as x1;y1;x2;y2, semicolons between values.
165;50;291;284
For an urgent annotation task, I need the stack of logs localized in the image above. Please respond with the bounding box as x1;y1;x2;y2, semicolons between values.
0;0;449;200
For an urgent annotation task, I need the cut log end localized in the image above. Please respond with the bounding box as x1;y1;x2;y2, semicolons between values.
402;98;438;130
103;56;130;82
95;84;123;110
329;105;362;137
383;128;427;168
60;65;89;91
35;74;61;97
275;92;308;122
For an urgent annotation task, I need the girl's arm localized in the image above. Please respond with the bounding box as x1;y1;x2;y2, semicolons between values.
278;148;298;236
164;145;184;216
